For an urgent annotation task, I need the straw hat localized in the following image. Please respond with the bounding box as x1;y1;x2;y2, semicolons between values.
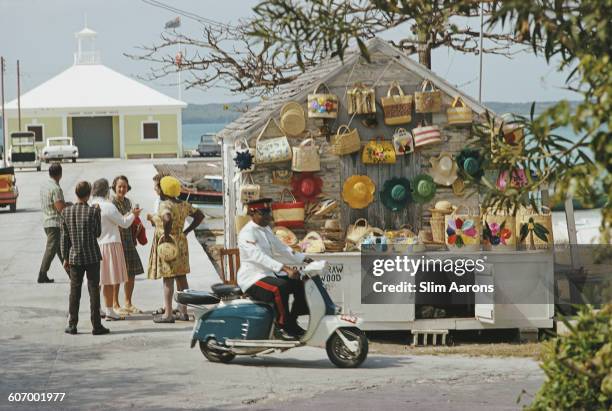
429;200;454;215
411;174;437;204
273;226;298;246
291;172;323;202
457;148;484;180
342;175;375;209
280;102;306;136
380;177;411;211
429;152;458;186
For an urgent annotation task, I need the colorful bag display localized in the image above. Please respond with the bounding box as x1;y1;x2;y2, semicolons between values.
331;125;361;156
239;174;260;203
482;210;516;252
291;137;321;172
381;82;413;125
308;83;338;119
516;206;553;250
414;79;442;113
362;137;396;164
255;118;292;164
234;138;255;172
445;206;481;252
392;128;414;155
446;96;472;125
412;122;442;148
347;83;376;115
272;189;305;229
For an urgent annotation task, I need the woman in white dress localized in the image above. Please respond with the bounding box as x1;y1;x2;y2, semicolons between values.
91;179;141;321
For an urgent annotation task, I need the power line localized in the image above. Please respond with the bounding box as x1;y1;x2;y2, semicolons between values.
141;0;237;30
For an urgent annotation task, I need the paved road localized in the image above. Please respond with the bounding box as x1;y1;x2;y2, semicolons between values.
0;159;544;410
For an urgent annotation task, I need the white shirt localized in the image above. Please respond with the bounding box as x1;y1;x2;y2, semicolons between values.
237;221;305;292
91;197;135;245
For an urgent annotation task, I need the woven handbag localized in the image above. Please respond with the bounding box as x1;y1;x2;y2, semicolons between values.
362;137;396;164
291;137;321;172
255;118;292;164
482;208;517;252
300;231;326;253
392;128;414;155
347;83;376;115
331;125;361;156
447;96;472;125
381;82;413;125
516;206;553;250
239;173;261;203
272;189;305;229
445;206;481;252
308;83;338;119
412;122;442;148
346;218;371;244
414;79;442;113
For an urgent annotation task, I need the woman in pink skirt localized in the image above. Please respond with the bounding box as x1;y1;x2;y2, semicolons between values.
91;179;141;321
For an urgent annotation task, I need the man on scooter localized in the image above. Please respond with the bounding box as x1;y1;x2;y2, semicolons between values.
237;198;313;340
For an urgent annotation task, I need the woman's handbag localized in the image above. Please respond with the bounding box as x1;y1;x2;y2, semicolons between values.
362;137;396;164
445;206;481;252
392;128;414;155
291;137;321;172
482;209;516;252
381;82;413;125
234;138;256;172
239;174;261;203
346;218;372;244
414;79;442;113
131;216;148;246
412;122;442;148
272;189;305;229
300;231;326;253
331;125;361;156
157;235;178;276
446;96;472;125
347;83;376;115
516;206;553;250
255;118;292;164
308;83;338;119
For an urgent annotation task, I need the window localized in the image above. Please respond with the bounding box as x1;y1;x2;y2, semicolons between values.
142;122;160;140
27;125;43;142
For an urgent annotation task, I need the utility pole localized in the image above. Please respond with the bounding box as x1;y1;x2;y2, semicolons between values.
478;2;484;103
17;60;21;130
1;56;5;167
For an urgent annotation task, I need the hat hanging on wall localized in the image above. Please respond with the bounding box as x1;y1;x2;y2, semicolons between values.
279;102;306;136
380;177;412;211
411;174;437;204
342;175;376;209
291;172;323;202
457;148;484;180
429;152;458;186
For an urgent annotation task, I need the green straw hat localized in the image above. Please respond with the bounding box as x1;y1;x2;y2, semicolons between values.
412;174;437;204
380;177;412;211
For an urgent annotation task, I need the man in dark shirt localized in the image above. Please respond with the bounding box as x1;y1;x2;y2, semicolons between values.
61;181;108;335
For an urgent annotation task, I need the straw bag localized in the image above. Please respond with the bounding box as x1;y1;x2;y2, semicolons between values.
445;206;481;252
430;214;446;244
308;83;338;119
291;137;321;172
381;82;413;125
280;102;306;136
234;138;255;172
392;128;414;155
273;226;298;247
346;218;372;244
482;209;516;252
347;83;376;115
447;96;472;125
414;80;442;113
255;118;292;164
386;225;418;251
516;206;553;250
239;174;260;203
157;236;178;276
272;170;293;185
331;125;361;156
272;189;305;229
300;231;326;253
362;137;396;164
412;122;442;148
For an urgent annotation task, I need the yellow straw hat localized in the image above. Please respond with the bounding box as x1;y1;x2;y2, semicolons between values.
342;175;375;209
160;176;181;198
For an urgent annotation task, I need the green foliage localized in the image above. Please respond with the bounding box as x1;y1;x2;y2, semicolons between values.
527;305;612;410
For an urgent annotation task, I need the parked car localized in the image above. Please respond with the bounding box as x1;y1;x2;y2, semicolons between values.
8;131;41;171
197;134;221;157
0;166;18;212
41;137;79;163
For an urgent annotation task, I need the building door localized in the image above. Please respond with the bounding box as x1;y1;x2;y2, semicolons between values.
72;116;114;158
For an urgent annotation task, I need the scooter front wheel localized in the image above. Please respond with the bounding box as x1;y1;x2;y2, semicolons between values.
326;327;368;368
199;339;235;364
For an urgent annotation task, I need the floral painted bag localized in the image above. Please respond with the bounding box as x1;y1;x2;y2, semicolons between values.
445;205;481;252
362;137;396;165
482;209;516;252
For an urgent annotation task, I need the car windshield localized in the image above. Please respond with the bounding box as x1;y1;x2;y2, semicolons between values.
200;135;216;144
49;138;71;146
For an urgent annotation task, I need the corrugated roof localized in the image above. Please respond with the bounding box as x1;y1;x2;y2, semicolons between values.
5;64;186;111
218;37;494;142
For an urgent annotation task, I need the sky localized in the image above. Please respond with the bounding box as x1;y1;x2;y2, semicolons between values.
0;0;579;105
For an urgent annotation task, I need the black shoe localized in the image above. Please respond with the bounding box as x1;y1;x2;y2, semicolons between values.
275;327;298;341
92;326;110;335
64;325;77;335
292;326;307;337
38;274;54;283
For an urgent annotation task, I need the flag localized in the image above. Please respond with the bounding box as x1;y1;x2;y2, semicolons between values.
165;16;181;29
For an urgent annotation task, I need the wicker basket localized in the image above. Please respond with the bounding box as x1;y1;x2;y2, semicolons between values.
331;125;361;156
430;214;446;244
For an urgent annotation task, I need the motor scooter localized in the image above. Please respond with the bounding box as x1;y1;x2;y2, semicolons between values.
176;261;368;368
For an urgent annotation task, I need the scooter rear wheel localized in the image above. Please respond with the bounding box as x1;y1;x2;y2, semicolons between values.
199;339;235;364
326;327;368;368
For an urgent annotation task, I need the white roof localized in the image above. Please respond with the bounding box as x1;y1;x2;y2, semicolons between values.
6;64;186;111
